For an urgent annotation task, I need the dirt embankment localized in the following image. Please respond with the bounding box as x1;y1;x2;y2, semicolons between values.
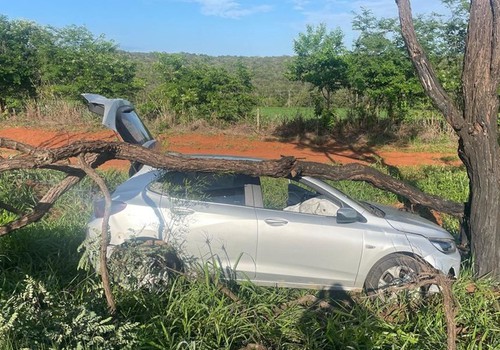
0;127;461;170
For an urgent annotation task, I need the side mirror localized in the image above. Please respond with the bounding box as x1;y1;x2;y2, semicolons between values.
336;208;359;224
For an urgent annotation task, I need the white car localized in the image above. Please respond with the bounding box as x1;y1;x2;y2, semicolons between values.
84;94;461;293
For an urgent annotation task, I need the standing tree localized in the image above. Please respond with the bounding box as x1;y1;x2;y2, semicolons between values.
287;24;348;116
0;17;48;111
348;9;422;122
396;0;500;278
155;54;256;123
38;26;139;99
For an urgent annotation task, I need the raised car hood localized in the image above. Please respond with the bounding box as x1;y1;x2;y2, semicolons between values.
373;203;452;239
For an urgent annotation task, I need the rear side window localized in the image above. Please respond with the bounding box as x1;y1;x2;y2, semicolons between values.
149;171;260;206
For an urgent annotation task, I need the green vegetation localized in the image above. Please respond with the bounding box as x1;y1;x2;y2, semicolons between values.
1;168;497;349
0;17;138;111
287;23;348;123
150;54;257;123
1;2;498;347
0;1;474;139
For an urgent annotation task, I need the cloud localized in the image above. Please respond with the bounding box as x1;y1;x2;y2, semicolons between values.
190;0;273;19
292;0;310;11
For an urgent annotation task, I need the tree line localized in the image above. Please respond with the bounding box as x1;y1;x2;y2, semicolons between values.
1;1;468;125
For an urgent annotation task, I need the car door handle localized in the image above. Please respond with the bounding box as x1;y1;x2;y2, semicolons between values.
171;207;195;216
264;218;288;226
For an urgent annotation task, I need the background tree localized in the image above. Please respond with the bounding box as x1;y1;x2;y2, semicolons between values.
396;0;500;278
38;26;139;99
0;17;47;111
287;24;348;118
0;17;138;109
348;9;422;122
155;54;257;123
428;0;469;98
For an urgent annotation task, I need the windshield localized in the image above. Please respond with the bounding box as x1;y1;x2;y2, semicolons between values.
330;185;386;218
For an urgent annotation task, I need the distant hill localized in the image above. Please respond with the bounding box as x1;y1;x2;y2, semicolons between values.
124;52;312;107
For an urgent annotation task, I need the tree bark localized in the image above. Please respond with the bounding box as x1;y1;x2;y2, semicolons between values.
77;155;116;314
0;138;465;223
396;0;500;279
459;0;500;278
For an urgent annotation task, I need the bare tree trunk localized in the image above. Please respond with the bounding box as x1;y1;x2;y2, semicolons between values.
458;0;500;278
396;0;500;279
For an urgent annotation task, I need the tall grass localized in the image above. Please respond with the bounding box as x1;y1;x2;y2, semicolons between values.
5;98;102;129
3;98;460;150
0;168;498;349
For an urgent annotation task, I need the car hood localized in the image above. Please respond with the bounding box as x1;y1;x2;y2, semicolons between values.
372;203;452;239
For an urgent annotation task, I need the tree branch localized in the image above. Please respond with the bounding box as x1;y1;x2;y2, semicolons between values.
0;174;84;236
296;161;464;216
77;155;116;314
395;0;464;131
0;138;465;223
0;201;23;215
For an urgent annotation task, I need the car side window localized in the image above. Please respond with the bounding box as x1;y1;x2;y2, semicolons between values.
149;171;260;206
260;177;342;217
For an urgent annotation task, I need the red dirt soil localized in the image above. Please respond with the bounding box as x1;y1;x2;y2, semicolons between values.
0;127;461;170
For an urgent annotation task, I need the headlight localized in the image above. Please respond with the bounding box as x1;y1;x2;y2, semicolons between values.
429;238;457;254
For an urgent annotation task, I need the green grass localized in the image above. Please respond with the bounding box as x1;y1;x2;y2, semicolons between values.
0;168;498;349
256;106;315;120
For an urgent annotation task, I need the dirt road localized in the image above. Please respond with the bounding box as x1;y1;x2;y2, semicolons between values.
0;127;461;170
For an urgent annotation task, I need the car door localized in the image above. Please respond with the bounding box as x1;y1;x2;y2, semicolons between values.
151;171;260;279
254;178;365;289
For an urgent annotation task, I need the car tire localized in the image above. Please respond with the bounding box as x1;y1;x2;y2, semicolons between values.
108;240;183;290
364;254;426;300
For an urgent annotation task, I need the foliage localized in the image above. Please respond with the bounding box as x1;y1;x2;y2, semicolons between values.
0;1;473;129
348;8;423;122
0;276;139;349
287;24;349;118
422;0;469;98
154;53;257;123
38;26;140;99
0;16;46;111
0;16;138;111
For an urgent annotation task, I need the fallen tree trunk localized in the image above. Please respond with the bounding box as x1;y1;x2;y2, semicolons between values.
0;137;464;237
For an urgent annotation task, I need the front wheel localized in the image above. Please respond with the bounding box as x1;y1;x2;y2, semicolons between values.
364;254;426;300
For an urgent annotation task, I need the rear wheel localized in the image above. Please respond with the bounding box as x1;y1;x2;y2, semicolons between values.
108;240;183;291
364;254;425;300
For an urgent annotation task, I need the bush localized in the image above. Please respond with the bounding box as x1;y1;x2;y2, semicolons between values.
0;276;139;349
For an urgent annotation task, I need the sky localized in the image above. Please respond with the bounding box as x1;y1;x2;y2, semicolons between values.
0;0;450;56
